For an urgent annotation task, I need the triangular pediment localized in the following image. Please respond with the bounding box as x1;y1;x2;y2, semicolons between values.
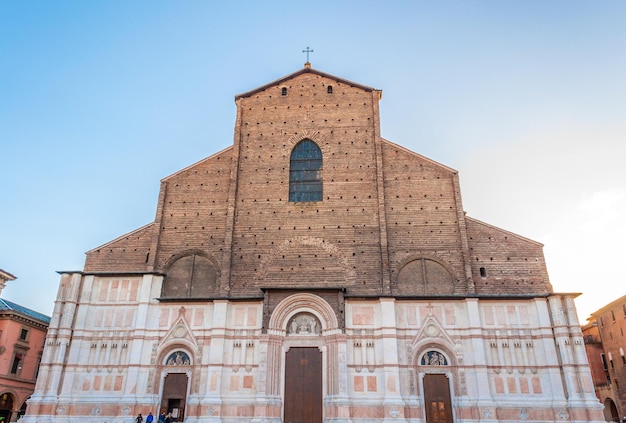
412;315;455;349
235;65;379;99
159;306;199;350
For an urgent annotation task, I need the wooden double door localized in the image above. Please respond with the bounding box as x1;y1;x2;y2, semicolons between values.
284;347;323;423
283;348;454;423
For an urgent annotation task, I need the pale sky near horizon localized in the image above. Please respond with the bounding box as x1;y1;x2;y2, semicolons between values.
1;1;625;322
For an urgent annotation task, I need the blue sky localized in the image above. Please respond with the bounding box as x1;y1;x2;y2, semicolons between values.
1;1;625;321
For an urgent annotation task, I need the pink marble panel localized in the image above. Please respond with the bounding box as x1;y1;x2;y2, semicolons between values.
494;376;504;394
353;306;374;325
484;306;494;325
519;377;529;394
367;375;377;392
229;375;239;391
507;377;517;393
354;375;364;392
247;307;257;326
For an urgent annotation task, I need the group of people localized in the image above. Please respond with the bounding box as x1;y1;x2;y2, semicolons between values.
136;411;174;423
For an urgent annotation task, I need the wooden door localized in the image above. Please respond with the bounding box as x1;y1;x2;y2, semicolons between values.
284;347;322;423
423;374;453;423
161;373;188;421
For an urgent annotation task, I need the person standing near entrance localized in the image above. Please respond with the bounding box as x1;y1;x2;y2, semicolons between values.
136;413;143;423
146;412;154;423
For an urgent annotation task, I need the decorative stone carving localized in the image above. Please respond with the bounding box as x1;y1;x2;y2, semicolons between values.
166;350;191;366
173;324;186;338
421;350;447;366
519;408;529;420
425;323;439;337
287;313;321;336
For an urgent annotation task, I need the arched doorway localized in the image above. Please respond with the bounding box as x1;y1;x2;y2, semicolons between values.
0;392;14;422
266;293;341;423
418;350;454;423
160;351;191;422
603;398;619;422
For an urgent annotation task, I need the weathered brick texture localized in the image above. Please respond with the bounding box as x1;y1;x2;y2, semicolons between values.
84;66;552;298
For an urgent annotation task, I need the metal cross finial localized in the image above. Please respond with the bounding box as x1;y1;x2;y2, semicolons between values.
302;46;314;62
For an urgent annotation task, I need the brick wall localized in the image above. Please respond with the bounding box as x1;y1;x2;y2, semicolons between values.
83;67;552;299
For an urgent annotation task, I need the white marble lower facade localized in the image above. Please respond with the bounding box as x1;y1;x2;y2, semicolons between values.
23;273;604;423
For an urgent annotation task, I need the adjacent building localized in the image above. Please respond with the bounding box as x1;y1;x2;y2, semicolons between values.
584;294;626;422
0;269;50;421
24;65;603;423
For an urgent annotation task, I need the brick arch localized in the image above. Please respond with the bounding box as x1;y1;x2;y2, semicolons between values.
285;131;328;154
0;389;16;405
162;250;219;298
255;236;356;287
268;293;339;334
0;390;16;418
163;249;219;271
394;254;458;296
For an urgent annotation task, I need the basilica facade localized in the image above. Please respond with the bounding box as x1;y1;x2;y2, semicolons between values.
24;65;603;423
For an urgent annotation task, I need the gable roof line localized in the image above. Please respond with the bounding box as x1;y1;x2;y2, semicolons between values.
85;222;155;253
162;145;233;182
380;138;459;174
235;66;378;99
465;215;544;246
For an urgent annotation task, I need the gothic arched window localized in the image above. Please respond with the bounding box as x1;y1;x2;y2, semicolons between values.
289;139;323;202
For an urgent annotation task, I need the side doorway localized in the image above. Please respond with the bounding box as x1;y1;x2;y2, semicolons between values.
423;373;453;423
160;373;188;422
284;347;322;423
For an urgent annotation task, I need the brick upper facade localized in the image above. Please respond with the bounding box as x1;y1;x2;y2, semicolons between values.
84;66;552;300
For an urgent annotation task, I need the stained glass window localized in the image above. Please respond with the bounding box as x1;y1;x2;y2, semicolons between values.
289;139;322;202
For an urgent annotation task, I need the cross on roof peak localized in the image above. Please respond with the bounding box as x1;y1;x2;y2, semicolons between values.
302;46;314;67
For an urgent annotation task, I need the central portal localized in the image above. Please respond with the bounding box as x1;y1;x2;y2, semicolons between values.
284;347;323;423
